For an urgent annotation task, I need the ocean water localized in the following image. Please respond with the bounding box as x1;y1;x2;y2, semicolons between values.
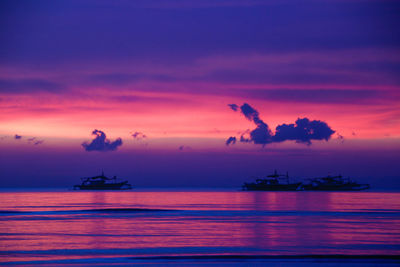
0;190;399;266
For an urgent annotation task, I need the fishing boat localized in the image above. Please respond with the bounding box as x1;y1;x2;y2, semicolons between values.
73;172;132;190
242;170;302;191
302;175;370;191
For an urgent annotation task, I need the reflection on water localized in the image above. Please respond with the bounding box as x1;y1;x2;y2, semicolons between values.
0;191;400;264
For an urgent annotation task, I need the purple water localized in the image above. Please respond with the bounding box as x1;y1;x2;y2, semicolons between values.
0;190;399;265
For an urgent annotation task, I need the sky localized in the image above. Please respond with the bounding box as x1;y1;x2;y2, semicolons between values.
0;0;399;188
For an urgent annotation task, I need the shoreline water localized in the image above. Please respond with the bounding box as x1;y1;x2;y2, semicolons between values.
1;187;400;192
1;190;399;265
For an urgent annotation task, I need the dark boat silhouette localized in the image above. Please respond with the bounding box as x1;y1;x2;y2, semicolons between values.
73;172;132;190
242;170;302;191
302;175;370;191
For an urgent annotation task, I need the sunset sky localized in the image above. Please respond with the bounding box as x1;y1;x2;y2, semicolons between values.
1;0;399;188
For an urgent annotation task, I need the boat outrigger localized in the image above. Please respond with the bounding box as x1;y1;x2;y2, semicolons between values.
302;175;370;191
73;172;132;190
242;170;302;191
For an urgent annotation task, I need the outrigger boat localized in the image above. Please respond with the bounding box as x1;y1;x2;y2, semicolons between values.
73;172;132;190
242;170;302;191
302;175;370;191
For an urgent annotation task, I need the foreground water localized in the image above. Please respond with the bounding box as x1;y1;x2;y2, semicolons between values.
0;190;399;265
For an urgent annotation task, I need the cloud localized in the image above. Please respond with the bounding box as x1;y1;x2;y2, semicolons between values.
27;137;44;145
131;131;147;140
247;124;274;145
14;135;45;145
178;145;192;151
240;103;268;127
337;133;345;143
237;103;274;144
228;103;335;146
272;118;336;145
34;140;44;145
228;104;238;111
225;136;236;146
82;129;122;152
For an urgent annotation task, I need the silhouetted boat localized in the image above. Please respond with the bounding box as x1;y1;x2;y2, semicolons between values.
73;172;132;190
242;170;302;191
302;175;370;191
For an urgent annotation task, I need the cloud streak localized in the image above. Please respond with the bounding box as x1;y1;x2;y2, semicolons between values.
0;79;64;94
82;129;122;152
236;89;388;104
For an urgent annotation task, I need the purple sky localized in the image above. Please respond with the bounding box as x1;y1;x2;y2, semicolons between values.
0;0;399;188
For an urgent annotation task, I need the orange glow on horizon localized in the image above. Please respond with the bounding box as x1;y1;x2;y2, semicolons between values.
1;88;399;141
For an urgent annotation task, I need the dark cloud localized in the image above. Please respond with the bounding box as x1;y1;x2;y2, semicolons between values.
228;104;238;111
14;134;22;139
272;118;335;145
248;123;274;145
225;136;236;146
240;103;259;121
82;130;122;152
240;103;268;127
228;103;335;146
237;103;274;144
179;145;192;151
131;131;147;140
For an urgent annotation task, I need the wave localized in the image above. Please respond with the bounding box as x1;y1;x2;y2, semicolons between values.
80;208;174;212
0;208;176;216
0;210;25;214
130;254;400;260
2;208;400;217
3;254;400;265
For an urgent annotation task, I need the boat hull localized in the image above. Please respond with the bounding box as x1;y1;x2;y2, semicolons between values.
73;182;132;190
302;184;370;191
242;183;302;191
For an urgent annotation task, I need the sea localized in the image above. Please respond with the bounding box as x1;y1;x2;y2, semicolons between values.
0;189;399;266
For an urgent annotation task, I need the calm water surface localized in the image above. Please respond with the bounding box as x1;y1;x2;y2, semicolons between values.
0;190;399;265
